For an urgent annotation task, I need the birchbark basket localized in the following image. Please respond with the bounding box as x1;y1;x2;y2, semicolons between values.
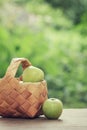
0;58;48;118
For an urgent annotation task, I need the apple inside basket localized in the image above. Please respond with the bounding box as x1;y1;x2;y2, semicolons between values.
0;58;48;118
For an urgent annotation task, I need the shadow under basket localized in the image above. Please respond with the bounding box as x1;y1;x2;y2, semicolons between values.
0;58;48;118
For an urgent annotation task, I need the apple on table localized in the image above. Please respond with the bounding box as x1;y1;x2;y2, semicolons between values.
42;98;63;119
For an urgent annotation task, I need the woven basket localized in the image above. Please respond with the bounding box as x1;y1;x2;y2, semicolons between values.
0;58;48;118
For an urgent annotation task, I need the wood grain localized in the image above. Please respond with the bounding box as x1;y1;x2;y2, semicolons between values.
0;109;87;130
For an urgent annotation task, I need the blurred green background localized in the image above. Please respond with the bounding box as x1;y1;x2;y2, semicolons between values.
0;0;87;108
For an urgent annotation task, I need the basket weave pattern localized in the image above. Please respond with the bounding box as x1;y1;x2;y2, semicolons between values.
0;58;48;118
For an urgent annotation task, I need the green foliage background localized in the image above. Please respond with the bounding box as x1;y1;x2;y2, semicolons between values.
0;0;87;108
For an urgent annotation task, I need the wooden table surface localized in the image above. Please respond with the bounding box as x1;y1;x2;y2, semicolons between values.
0;109;87;130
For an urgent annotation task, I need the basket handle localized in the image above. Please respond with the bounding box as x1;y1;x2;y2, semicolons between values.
5;58;32;78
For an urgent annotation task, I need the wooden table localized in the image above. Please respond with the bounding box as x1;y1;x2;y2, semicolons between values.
0;109;87;130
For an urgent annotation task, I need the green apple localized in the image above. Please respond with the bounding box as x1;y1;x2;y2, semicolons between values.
42;98;63;119
22;66;44;82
